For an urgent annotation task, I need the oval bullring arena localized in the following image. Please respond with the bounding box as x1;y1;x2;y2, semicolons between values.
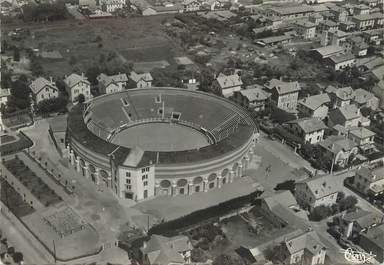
66;88;258;201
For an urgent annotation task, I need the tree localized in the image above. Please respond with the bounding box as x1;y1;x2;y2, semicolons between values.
13;47;20;62
338;195;358;212
309;205;332;221
12;252;23;263
212;254;244;265
78;94;85;103
264;244;287;263
36;97;67;114
274;180;295;193
69;56;77;66
191;248;207;263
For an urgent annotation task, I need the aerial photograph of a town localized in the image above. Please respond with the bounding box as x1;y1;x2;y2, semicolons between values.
0;0;383;262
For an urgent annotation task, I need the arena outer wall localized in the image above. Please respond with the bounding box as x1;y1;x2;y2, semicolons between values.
66;88;259;201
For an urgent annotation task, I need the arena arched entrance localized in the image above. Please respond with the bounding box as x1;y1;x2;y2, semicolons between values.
176;179;188;195
159;180;171;196
208;173;217;189
193;176;203;193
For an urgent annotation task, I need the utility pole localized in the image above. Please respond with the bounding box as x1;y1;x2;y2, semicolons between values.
53;240;57;264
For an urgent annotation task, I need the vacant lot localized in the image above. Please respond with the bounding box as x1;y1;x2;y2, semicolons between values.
4;17;184;77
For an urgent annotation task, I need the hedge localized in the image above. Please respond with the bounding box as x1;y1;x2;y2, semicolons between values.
148;190;263;236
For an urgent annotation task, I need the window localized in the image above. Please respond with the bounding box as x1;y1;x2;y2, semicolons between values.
142;175;148;180
141;168;145;173
126;179;131;184
146;167;150;172
171;112;181;120
126;185;131;190
158;108;163;115
144;181;148;186
155;95;161;103
126;172;131;177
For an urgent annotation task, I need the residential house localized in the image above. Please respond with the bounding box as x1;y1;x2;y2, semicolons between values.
257;190;309;228
286;118;327;144
183;0;201;12
352;13;384;30
327;104;362;128
352;88;379;110
359;223;384;262
100;0;125;12
265;16;283;29
350;166;384;199
321;29;349;46
295;20;316;40
340;209;384;240
318;20;339;33
29;77;59;106
266;5;314;20
326;85;355;108
97;73;128;94
309;13;324;25
265;79;301;112
129;71;153;89
348;126;376;153
346;36;369;57
0;88;10;107
373;80;384;108
339;21;356;32
64;73;91;103
318;135;359;168
298;93;330;120
213;73;243;98
280;231;327;265
362;29;383;45
256;35;293;47
295;174;340;210
353;4;371;15
312;45;345;59
328;5;348;22
327;53;356;71
140;234;193;265
233;85;271;111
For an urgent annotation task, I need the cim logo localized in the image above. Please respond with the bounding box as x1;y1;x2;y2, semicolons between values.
340;248;376;264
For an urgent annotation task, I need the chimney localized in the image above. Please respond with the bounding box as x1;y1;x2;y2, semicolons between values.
143;240;147;249
50;76;53;84
82;72;85;79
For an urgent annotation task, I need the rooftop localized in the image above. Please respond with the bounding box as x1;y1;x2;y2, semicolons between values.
328;53;355;64
238;86;271;102
29;77;57;94
298;93;330;111
353;13;383;21
285;231;326;255
287;118;327;133
264;78;301;94
327;86;354;100
297;174;340;199
129;71;153;83
349;127;375;139
64;73;90;88
353;88;377;104
216;73;243;89
312;45;344;58
269;5;314;15
360;223;384;249
319;135;357;154
258;34;292;44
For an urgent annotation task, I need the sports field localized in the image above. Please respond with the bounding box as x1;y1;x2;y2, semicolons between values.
111;123;210;152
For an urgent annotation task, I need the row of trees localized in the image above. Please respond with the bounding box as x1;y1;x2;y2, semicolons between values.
309;193;358;221
22;3;68;22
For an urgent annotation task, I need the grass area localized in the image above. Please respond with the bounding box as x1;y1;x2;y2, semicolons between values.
4;16;182;77
0;178;36;217
0;132;33;156
0;135;16;144
2;113;32;129
3;158;62;207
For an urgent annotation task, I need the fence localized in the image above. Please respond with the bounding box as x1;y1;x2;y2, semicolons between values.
0;200;103;262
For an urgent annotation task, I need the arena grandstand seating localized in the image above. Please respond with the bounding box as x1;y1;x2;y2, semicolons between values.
85;89;252;144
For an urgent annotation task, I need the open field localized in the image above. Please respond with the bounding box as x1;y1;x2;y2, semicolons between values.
3;17;184;77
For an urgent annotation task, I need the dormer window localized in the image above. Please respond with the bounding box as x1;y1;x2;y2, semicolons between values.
155;95;161;103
